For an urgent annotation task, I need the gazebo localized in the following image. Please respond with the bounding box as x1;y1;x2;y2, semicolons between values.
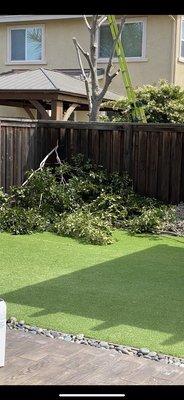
0;68;120;120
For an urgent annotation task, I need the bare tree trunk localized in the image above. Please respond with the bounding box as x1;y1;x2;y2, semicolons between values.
89;101;101;122
73;15;126;122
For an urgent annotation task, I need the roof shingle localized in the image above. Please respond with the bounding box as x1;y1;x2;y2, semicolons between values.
0;68;120;101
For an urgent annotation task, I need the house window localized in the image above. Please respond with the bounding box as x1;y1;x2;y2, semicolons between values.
8;26;44;63
180;19;184;58
99;18;146;61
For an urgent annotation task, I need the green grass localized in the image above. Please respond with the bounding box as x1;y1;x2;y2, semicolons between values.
0;230;184;357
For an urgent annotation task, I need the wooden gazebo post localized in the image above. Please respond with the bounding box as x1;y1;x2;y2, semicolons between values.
51;100;64;120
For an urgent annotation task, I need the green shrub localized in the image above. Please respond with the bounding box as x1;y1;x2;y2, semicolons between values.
53;211;113;245
0;207;48;235
102;80;184;123
127;207;173;234
0;188;8;206
89;193;128;226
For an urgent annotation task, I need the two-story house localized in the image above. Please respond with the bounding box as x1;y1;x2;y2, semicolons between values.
0;14;183;120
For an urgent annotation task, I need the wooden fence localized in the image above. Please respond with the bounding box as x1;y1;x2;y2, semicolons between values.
0;118;184;203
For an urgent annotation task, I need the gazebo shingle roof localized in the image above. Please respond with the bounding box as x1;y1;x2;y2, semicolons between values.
0;68;120;101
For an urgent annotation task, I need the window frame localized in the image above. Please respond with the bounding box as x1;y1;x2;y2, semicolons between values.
7;24;46;64
98;17;147;63
179;16;184;62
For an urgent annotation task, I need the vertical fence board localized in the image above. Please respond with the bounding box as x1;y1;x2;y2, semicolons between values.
180;133;184;202
160;132;172;202
156;132;164;201
147;132;159;198
137;130;147;195
111;130;121;172
5;126;14;191
106;130;112;172
99;130;106;168
91;129;100;165
0;125;6;190
123;125;133;175
59;128;66;160
170;131;182;203
80;129;89;160
132;130;139;192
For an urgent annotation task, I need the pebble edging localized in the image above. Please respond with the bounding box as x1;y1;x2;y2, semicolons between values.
6;317;184;368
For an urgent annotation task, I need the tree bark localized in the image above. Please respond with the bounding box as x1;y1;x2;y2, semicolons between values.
88;101;101;122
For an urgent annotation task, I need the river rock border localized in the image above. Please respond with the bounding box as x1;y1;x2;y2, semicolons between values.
7;317;184;368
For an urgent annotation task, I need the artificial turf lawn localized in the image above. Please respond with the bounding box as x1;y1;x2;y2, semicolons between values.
0;230;184;357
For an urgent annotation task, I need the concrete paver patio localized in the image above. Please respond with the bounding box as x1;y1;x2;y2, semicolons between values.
0;329;184;385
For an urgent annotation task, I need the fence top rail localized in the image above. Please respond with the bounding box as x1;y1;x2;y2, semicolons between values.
37;121;184;132
0;117;37;128
1;118;184;131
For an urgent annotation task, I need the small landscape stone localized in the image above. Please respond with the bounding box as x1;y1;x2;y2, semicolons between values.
80;340;88;345
109;345;115;350
139;348;150;355
100;341;109;349
144;355;152;359
63;334;72;341
174;361;181;366
29;326;37;331
94;343;101;348
148;351;157;357
50;331;59;338
45;332;54;338
37;328;44;334
158;354;165;360
121;348;131;355
10;317;17;323
30;330;37;335
87;340;93;346
18;320;25;325
24;325;30;330
117;346;130;355
76;334;84;340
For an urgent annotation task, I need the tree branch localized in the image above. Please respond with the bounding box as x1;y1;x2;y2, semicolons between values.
73;36;98;94
83;15;91;30
73;37;94;72
97;15;107;27
73;37;92;110
73;38;88;80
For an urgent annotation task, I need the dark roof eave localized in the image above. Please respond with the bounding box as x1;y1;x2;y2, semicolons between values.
0;89;117;99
